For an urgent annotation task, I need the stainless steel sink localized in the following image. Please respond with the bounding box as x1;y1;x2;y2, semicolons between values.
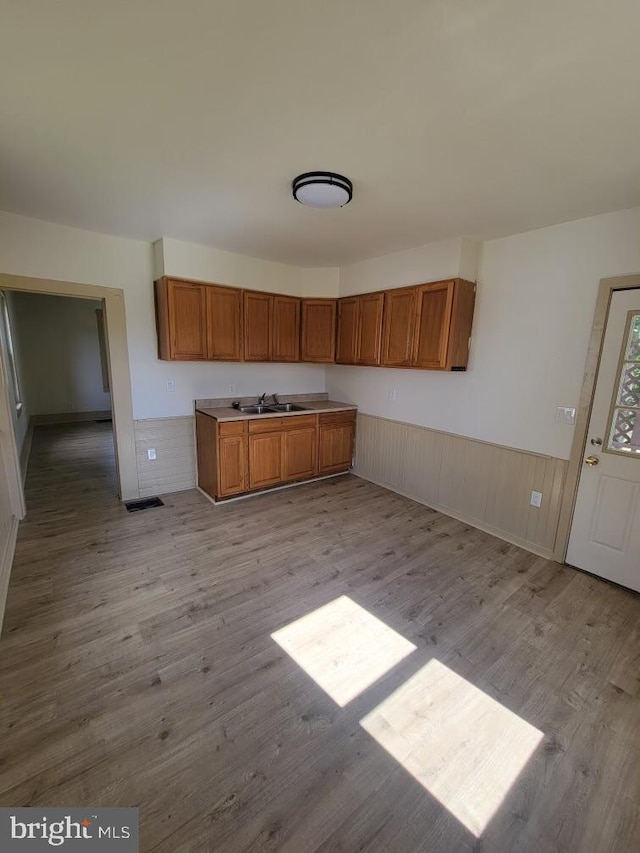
269;403;308;412
238;405;277;414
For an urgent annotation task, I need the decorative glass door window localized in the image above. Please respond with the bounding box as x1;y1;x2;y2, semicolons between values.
607;312;640;455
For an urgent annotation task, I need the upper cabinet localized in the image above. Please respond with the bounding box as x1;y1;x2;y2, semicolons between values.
155;275;475;371
206;285;243;361
413;279;475;370
381;278;475;371
156;278;242;361
272;295;301;362
356;292;384;365
243;291;272;361
413;281;454;369
156;279;208;361
301;299;337;363
243;291;301;362
336;297;359;364
336;293;384;366
382;286;416;367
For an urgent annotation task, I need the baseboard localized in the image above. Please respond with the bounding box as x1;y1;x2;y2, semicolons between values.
30;410;112;426
353;471;556;561
20;424;34;485
0;515;19;635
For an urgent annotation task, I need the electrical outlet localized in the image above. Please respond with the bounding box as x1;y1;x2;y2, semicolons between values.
530;490;542;508
229;384;237;394
388;388;397;401
166;380;176;393
555;406;576;424
147;448;157;461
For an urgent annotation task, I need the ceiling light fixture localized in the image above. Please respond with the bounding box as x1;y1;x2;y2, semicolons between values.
292;171;353;208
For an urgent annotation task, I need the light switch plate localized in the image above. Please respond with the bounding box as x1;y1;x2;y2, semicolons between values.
166;380;176;393
555;406;576;424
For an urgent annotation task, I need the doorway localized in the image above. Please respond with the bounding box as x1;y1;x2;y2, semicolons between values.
566;288;640;591
0;272;138;503
2;290;117;495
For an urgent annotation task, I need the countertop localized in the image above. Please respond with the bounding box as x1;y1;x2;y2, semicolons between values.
196;399;357;422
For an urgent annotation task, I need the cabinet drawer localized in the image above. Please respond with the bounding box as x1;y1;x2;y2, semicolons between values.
249;414;318;433
218;420;248;436
319;410;356;427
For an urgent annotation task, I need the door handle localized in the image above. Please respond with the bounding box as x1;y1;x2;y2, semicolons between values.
584;455;599;466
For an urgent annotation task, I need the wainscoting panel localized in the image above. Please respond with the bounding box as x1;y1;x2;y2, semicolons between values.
354;414;568;558
134;417;196;498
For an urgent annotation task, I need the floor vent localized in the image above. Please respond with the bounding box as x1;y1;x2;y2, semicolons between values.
95;418;113;423
125;497;165;513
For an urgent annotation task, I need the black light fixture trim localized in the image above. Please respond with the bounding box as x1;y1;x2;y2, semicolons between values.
292;171;353;206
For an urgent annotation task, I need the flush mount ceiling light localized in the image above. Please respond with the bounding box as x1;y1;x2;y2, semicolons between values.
292;171;353;208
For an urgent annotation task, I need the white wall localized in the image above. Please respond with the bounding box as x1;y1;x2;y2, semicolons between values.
327;207;640;460
2;207;639;460
339;237;474;295
158;237;340;297
0;213;327;421
11;292;111;416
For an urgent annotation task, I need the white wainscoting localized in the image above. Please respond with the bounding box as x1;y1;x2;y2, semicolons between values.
134;416;196;498
353;414;568;558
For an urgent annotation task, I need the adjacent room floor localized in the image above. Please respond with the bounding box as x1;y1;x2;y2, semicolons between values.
0;423;638;852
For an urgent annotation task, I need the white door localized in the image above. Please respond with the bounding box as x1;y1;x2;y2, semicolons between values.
567;289;640;591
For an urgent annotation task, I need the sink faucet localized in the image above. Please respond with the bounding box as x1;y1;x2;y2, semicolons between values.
271;393;280;405
257;392;267;405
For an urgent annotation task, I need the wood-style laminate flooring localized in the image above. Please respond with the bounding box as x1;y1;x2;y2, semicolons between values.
1;423;639;852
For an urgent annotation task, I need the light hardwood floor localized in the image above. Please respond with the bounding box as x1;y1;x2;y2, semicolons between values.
0;423;638;852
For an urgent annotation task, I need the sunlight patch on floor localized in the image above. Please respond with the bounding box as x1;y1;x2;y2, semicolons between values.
271;595;417;706
360;659;543;836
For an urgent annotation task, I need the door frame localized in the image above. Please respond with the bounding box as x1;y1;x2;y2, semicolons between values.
0;273;139;502
555;273;640;562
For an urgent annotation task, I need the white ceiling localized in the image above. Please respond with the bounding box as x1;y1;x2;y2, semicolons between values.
1;0;639;266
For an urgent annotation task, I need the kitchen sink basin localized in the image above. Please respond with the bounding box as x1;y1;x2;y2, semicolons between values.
269;403;308;412
238;405;277;414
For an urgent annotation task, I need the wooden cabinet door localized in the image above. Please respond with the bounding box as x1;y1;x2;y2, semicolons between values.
206;285;242;361
248;432;284;489
283;427;318;481
357;292;384;365
165;280;207;360
319;425;354;474
272;295;301;362
244;291;272;361
318;412;355;474
218;434;248;497
301;299;337;362
382;287;416;367
336;297;359;364
412;281;455;369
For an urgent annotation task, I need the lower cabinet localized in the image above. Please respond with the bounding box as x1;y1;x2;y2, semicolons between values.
249;432;284;490
196;410;355;500
318;411;356;474
196;414;248;498
283;426;318;481
218;434;248;495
